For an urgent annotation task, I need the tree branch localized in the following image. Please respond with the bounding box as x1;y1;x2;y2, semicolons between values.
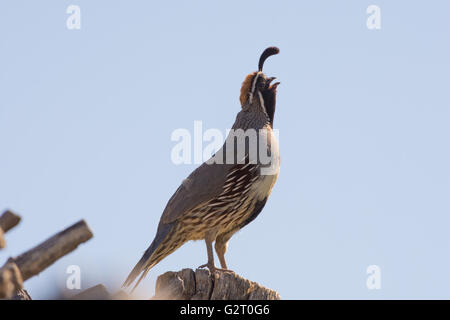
10;220;93;281
0;210;21;249
153;268;280;300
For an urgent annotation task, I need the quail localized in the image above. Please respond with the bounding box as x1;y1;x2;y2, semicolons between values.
123;47;281;291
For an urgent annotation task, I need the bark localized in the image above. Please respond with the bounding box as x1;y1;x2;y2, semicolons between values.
11;220;93;281
70;286;130;300
11;288;32;300
153;268;280;300
70;269;280;300
0;262;23;299
71;284;110;300
0;210;21;249
0;219;93;299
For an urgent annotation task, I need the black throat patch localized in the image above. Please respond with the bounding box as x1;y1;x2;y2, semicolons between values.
261;89;276;127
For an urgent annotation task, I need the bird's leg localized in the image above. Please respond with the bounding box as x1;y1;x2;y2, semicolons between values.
198;232;231;273
198;237;216;271
217;249;227;270
214;234;234;273
214;238;228;269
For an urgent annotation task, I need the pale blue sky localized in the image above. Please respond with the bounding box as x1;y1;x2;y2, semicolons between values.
1;1;449;299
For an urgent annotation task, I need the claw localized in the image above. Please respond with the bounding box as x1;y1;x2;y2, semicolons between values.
198;263;233;274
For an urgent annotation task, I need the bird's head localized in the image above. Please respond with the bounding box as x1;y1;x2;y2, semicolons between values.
240;47;280;126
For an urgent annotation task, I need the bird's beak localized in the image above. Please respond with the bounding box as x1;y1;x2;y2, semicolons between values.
266;77;280;91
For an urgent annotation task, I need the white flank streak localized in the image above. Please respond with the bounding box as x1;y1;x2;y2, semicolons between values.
240;163;251;170
223;182;234;189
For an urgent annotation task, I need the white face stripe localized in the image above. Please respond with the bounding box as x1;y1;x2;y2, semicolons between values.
251;71;262;93
257;91;269;119
248;71;262;104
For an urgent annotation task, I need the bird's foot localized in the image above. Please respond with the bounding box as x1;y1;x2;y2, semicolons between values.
198;263;232;274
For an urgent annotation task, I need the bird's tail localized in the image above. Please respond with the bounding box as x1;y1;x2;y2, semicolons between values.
122;222;174;292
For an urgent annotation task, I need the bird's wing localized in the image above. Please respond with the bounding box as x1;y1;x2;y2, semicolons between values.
160;111;250;224
160;160;234;224
123;159;234;290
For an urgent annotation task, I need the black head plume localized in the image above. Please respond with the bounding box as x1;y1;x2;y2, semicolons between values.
258;46;280;72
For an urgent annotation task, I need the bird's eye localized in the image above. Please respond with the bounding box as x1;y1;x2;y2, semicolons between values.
257;78;265;89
